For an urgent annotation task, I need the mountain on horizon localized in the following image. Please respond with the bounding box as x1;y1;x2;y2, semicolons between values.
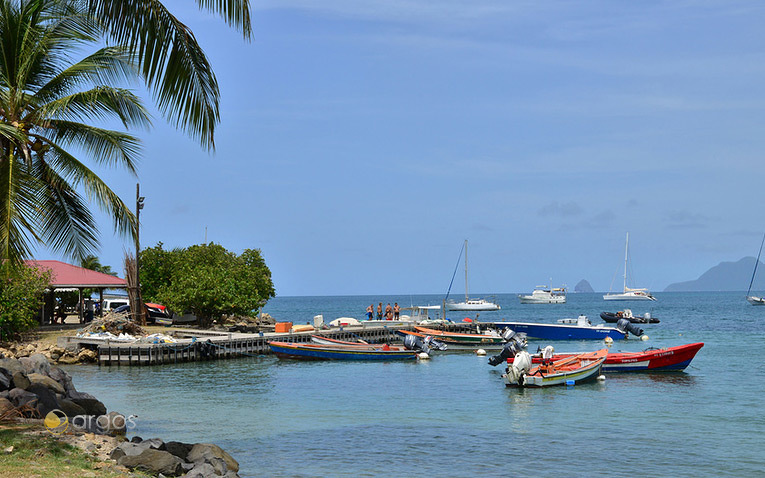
664;256;765;292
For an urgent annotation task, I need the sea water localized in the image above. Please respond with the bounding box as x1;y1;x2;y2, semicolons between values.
66;292;765;477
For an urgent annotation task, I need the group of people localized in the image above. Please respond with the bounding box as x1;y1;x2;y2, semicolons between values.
366;302;400;321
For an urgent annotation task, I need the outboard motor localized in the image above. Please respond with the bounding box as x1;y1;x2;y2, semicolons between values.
403;334;446;354
488;338;525;366
504;351;532;386
616;318;644;337
423;335;447;351
501;328;528;348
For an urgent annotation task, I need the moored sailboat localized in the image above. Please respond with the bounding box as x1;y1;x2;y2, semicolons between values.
746;233;765;305
604;233;656;301
445;240;500;311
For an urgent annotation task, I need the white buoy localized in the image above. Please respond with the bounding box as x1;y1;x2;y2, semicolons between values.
641;335;649;341
418;352;430;360
475;349;487;356
597;375;606;381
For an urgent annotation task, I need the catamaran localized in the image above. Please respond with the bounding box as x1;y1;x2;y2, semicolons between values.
604;233;656;301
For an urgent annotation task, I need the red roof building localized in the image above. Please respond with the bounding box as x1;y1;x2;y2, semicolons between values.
25;260;127;325
26;260;127;288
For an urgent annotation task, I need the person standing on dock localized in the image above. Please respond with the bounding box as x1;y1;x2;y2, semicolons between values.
393;303;400;320
377;303;383;320
366;304;374;320
385;303;393;320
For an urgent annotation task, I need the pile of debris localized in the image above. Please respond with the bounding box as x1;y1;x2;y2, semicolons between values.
74;315;148;343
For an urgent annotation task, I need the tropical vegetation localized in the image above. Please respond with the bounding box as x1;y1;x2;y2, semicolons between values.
0;262;50;339
140;242;275;327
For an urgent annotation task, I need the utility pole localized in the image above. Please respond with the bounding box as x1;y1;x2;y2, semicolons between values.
136;184;145;325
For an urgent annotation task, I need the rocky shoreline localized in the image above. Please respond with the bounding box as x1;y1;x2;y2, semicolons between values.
0;353;240;477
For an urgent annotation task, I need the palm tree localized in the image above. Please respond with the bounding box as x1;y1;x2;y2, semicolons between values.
80;254;117;275
0;0;150;264
88;0;252;150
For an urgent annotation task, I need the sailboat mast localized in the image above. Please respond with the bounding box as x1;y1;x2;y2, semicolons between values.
464;239;469;301
747;233;765;296
623;233;629;291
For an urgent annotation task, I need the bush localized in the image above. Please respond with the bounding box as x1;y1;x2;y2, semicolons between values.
0;264;51;340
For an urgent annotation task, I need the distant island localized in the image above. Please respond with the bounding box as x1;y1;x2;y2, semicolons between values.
664;256;765;292
574;279;594;293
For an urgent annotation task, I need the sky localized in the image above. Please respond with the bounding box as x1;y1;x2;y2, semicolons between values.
35;0;765;296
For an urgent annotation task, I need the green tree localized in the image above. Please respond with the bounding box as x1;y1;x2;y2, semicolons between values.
0;262;51;340
140;243;274;327
0;0;150;264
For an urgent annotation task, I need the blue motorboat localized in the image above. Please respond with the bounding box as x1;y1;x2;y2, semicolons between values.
494;315;630;340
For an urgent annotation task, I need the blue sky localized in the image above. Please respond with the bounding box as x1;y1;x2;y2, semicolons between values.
38;1;765;295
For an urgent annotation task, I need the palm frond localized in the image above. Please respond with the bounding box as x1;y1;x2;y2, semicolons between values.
35;86;151;129
43;120;142;172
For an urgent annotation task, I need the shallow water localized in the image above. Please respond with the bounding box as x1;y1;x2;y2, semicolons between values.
66;292;765;477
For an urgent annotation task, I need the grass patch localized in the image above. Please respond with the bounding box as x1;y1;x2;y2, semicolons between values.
0;423;146;478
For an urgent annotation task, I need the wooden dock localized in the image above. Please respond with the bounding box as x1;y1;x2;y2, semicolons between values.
88;323;430;366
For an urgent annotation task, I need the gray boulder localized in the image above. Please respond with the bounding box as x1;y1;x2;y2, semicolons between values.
165;441;193;461
71;397;106;416
19;354;50;376
0;369;10;391
27;383;60;417
187;443;239;473
47;366;70;384
182;462;216;478
117;448;184;476
58;398;86;418
0;358;24;375
8;387;37;407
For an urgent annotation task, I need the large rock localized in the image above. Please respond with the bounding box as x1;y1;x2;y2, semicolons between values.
110;441;153;461
19;354;51;376
183;462;216;478
187;443;239;473
57;398;86;418
8;387;38;407
77;349;97;363
101;411;127;435
71;398;106;416
0;397;13;414
11;372;30;391
117;449;184;476
0;358;24;375
0;370;10;391
27;373;65;395
165;441;193;461
47;366;70;384
27;383;60;417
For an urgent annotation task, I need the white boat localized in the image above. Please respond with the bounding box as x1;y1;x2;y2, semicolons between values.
603;233;656;301
446;240;501;311
746;233;765;305
399;305;448;324
518;284;567;304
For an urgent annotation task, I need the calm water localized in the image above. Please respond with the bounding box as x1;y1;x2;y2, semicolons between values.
66;292;765;477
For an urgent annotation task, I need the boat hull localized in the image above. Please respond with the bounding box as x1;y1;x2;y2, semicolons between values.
518;296;566;304
399;327;507;348
505;349;607;387
532;343;704;372
446;302;501;311
603;293;656;301
746;296;765;305
269;342;417;361
495;322;626;340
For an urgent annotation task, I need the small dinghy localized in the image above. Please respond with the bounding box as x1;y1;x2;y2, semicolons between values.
600;309;659;324
499;347;607;387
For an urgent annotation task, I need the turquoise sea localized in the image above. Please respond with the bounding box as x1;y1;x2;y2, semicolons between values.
66;292;765;477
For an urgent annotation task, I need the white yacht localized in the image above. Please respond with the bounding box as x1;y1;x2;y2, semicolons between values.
604;233;656;301
518;285;567;304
